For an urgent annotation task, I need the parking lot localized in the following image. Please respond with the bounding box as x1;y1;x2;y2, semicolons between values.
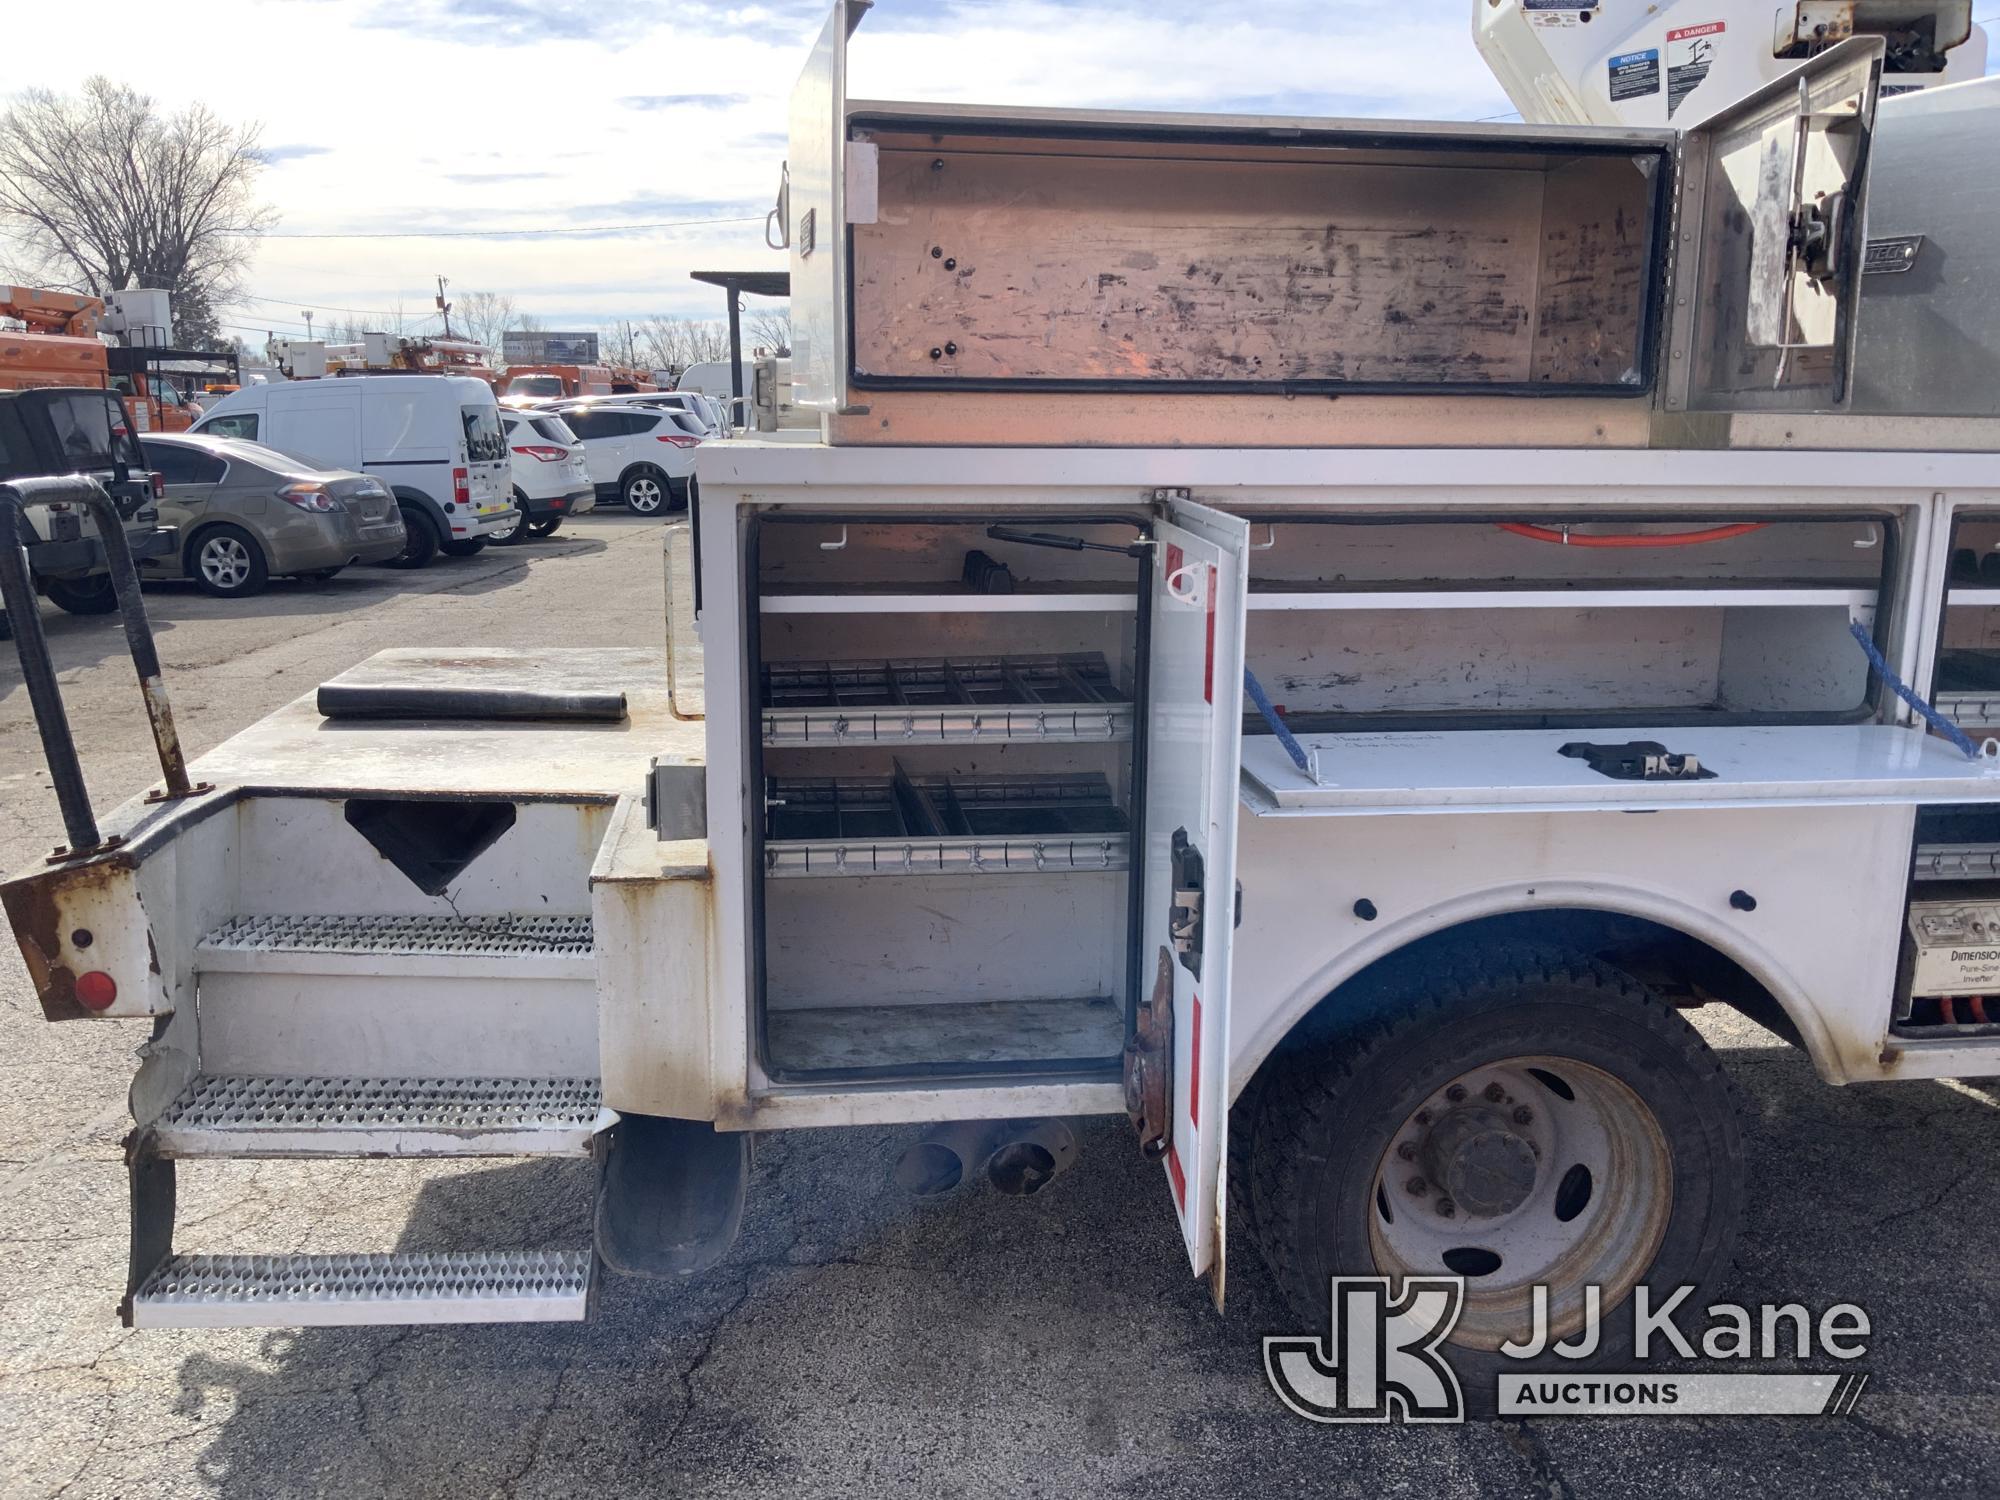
3;510;1998;1499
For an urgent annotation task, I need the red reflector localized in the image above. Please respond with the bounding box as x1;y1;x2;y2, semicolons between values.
551;499;567;509
150;472;166;500
75;970;117;1010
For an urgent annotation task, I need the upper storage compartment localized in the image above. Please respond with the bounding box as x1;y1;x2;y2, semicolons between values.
848;124;1667;397
785;2;1883;436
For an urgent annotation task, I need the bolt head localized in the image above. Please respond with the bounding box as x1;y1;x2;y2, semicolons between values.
1445;1084;1468;1104
1396;1141;1417;1161
1513;1106;1534;1126
1484;1082;1506;1103
1435;1198;1456;1218
1414;1110;1432;1126
1406;1176;1428;1197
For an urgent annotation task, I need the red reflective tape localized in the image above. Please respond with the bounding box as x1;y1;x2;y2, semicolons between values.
1165;542;1184;579
1189;992;1201;1127
1167;1142;1187;1210
1203;564;1217;703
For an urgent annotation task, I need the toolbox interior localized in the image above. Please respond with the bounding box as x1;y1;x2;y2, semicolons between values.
750;516;1146;1084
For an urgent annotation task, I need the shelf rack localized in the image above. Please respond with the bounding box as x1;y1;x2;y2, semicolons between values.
762;653;1132;746
763;767;1130;877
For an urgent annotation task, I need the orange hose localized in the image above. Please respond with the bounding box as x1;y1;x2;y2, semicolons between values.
1495;521;1769;549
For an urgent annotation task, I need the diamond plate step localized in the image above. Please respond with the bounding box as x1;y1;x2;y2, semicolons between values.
195;913;594;978
128;1250;593;1328
152;1075;606;1158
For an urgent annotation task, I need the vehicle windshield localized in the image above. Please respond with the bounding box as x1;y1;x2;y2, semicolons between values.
507;375;564;398
461;404;508;462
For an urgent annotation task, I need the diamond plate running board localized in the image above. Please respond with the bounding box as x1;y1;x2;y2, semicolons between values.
129;1250;594;1328
151;1075;608;1158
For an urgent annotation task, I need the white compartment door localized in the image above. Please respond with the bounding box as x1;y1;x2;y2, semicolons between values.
1136;495;1249;1288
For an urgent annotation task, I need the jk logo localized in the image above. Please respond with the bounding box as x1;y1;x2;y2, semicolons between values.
1264;1277;1466;1423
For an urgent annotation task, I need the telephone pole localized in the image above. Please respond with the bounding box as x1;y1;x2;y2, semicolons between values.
435;275;453;339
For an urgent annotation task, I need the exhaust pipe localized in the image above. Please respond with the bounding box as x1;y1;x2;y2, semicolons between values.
891;1118;1079;1198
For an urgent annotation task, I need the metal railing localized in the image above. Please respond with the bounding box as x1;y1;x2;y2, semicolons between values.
0;475;197;859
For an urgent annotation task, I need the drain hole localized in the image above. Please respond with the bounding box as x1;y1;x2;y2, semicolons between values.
1377;1182;1394;1225
1554;1163;1594;1222
1441;1246;1503;1278
1528;1067;1576;1102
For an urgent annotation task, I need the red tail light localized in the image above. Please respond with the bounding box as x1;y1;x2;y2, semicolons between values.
75;971;117;1010
512;444;569;463
150;471;165;500
452;466;470;504
658;434;700;449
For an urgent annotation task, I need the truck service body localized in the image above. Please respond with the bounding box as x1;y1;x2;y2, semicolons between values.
4;4;1998;1395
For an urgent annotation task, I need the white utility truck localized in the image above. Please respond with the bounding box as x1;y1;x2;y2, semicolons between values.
3;2;1996;1399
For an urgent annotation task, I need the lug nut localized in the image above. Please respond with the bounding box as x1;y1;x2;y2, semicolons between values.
1396;1141;1417;1161
1436;1198;1456;1218
1513;1106;1534;1126
1414;1110;1432;1126
1406;1176;1428;1196
1445;1085;1467;1104
1484;1082;1506;1103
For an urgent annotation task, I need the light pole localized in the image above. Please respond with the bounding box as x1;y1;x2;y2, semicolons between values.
301;310;314;342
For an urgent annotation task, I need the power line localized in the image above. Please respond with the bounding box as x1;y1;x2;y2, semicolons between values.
227;290;426;318
221;214;763;241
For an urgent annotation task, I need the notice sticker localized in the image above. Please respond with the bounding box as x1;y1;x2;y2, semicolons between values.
1666;21;1725;118
1608;48;1661;102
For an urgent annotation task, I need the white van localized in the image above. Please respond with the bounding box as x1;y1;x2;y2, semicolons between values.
192;375;516;567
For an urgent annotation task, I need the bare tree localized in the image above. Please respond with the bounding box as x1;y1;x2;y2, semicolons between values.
0;77;273;349
635;315;730;376
602;319;641;369
747;306;792;357
455;290;517;355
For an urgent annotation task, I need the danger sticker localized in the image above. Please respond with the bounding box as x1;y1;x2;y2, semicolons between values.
1666;21;1725;118
1608;48;1661;102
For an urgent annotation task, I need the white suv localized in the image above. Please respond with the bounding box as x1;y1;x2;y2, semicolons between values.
495;408;594;541
552;402;704;515
582;390;723;434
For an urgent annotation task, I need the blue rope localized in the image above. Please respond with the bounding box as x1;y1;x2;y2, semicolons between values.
1849;620;1979;760
1244;666;1313;775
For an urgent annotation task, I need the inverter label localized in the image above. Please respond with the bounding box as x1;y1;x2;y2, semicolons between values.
1609;49;1661;102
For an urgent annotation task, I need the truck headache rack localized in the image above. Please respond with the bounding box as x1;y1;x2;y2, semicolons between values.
0;475;202;857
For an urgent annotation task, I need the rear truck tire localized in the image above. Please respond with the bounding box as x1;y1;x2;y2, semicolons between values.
439;535;489;557
493;494;531;544
1249;945;1743;1414
622;468;667;515
187;524;270;599
43;573;120;615
527;516;562;537
595;1114;749;1278
384;504;438;569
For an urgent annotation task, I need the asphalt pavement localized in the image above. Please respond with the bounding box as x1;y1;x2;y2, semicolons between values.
1;511;1995;1498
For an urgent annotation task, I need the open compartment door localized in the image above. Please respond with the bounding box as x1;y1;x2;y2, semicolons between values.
1665;36;1882;414
1130;495;1249;1292
787;0;869;413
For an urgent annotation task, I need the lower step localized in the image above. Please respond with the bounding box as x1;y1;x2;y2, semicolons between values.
128;1250;594;1328
152;1075;605;1158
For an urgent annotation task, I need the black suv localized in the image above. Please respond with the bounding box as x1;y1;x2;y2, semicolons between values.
0;387;174;632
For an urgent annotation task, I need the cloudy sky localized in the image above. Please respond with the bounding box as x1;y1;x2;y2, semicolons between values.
2;0;1992;347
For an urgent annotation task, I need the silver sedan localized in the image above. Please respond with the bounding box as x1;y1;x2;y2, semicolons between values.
137;432;407;598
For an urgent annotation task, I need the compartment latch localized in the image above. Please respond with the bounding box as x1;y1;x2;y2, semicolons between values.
1170;827;1205;975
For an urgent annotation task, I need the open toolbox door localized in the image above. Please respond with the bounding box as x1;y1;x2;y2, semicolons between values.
787;0;869;413
1130;494;1249;1295
1664;35;1882;414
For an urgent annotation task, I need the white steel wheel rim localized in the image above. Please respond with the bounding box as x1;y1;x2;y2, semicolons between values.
1367;1056;1671;1352
200;535;252;589
628;478;662;512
